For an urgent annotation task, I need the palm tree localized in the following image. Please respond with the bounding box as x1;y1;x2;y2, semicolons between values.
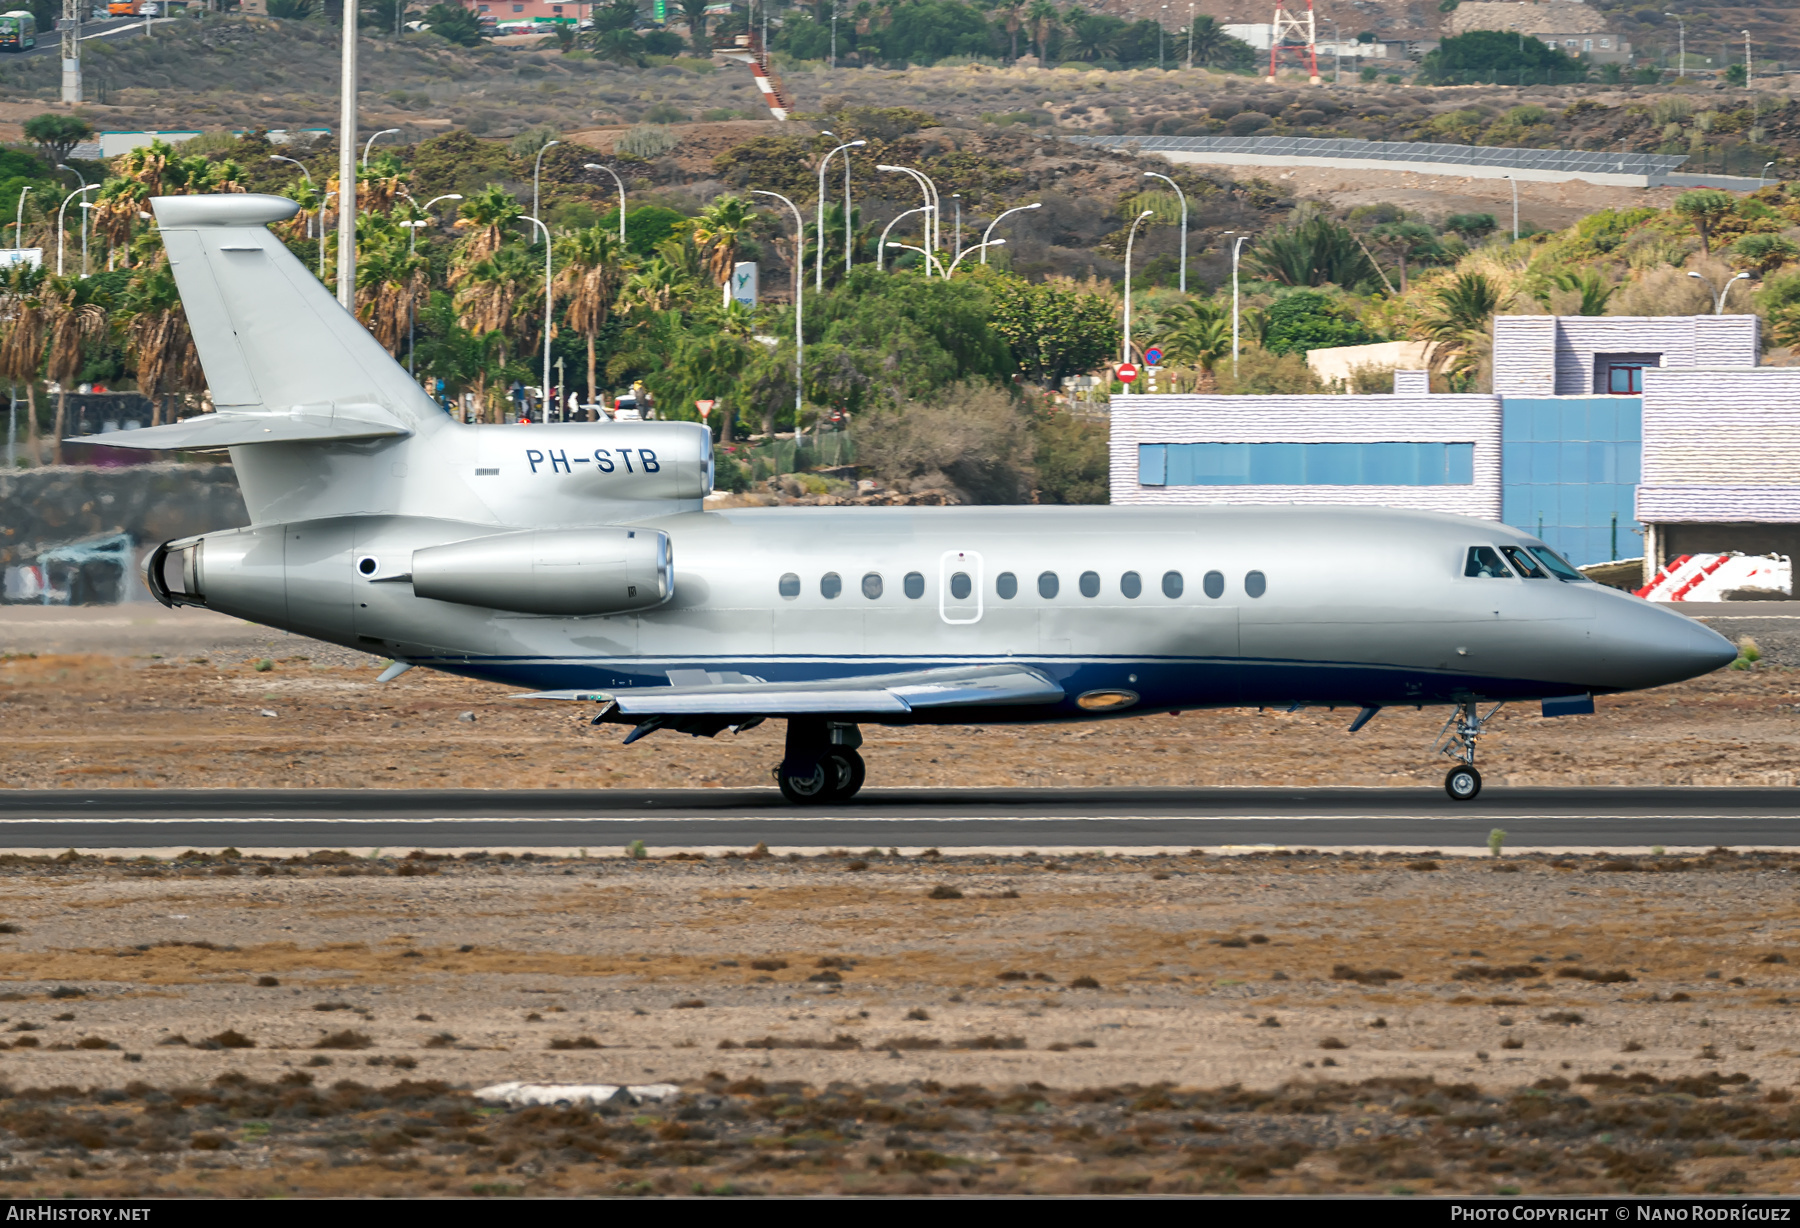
454;186;526;269
454;243;538;419
1025;0;1058;61
0;262;46;462
1541;269;1616;316
1245;212;1379;290
1157;299;1231;391
123;258;198;427
41;276;105;464
996;0;1024;61
554;225;633;401
678;0;710;53
1425;271;1502;389
1065;11;1116;62
690;194;756;305
354;214;429;356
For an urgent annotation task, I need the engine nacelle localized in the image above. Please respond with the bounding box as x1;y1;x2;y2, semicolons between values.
410;527;673;616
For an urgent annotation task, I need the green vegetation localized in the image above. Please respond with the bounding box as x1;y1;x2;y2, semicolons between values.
1418;30;1584;86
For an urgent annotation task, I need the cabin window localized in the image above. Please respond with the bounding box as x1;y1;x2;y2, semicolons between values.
1499;546;1547;579
1162;570;1183;598
821;572;843;598
1120;571;1141;598
1465;546;1512;578
1038;571;1059;599
778;572;800;598
861;572;883;599
996;571;1018;599
1528;546;1586;582
949;572;972;600
1203;570;1224;599
1245;570;1267;598
1079;571;1100;598
904;571;925;599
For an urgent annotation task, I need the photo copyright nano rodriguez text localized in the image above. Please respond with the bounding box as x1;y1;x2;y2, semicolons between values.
1451;1211;1792;1223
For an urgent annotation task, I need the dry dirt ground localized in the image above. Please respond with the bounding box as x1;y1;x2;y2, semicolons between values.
1;606;1798;791
0;848;1794;1196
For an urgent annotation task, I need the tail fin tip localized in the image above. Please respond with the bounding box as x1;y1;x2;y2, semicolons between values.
153;194;300;229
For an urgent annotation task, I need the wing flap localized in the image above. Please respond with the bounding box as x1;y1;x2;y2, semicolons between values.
516;664;1064;716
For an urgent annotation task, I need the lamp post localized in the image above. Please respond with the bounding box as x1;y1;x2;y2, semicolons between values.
1121;209;1153;396
361;127;399;168
55;184;97;276
945;239;1003;276
400;219;428;375
752;189;805;444
1761;161;1776;188
11;185;28;253
1230;233;1249;379
1142;171;1186;293
877;164;938;269
980;201;1041;264
532;139;561;223
337;2;358;311
1185;1;1194;69
1159;4;1166;70
1743;30;1752;88
1664;13;1684;77
584;163;628;243
57;163;90;275
876;206;925;271
1689;269;1751;314
521;215;554;422
951;193;961;259
1502;174;1519;242
269;154;327;278
1326;16;1340;84
816;136;865;292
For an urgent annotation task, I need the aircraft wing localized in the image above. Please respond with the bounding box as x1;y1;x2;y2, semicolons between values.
66;406;408;451
519;664;1065;715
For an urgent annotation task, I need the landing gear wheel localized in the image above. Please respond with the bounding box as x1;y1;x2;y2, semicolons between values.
824;748;866;803
1445;765;1482;802
776;758;831;804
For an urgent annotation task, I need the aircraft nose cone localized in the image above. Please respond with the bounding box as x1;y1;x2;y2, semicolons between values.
1632;604;1739;687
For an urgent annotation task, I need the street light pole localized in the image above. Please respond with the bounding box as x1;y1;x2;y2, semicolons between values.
944;239;1003;276
521;215;554;422
57;163;89;275
1185;1;1194;69
1664;13;1684;77
1142;171;1186;293
401;219;427;376
268;154;323;275
361;127;399;168
336;2;358;311
816;137;865;292
877;164;939;267
532;139;561;223
951;193;961;260
1122;209;1153;395
1689;269;1751;314
1761;161;1776;188
1503;174;1519;242
1230;233;1249;379
876;206;925;271
980;201;1041;264
1743;30;1752;88
1326;17;1340;84
584;163;628;243
55;185;96;276
752;190;805;443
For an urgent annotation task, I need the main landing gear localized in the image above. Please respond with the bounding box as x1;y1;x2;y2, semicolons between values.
1436;699;1503;801
775;718;866;805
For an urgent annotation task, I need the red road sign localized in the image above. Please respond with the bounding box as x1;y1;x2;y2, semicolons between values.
695;399;715;418
1116;363;1139;383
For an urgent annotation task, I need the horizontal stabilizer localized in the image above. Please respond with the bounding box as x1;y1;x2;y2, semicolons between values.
519;664;1064;716
67;406;409;452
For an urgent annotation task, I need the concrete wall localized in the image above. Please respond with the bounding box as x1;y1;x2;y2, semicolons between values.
0;464;248;595
1493;315;1761;398
1109;392;1502;518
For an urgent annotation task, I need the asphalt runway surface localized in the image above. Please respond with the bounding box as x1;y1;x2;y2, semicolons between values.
2;787;1799;851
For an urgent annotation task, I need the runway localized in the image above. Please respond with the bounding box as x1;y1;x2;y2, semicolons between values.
2;787;1798;851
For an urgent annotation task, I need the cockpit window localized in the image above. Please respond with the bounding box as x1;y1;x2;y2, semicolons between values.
1465;546;1513;578
1527;545;1586;583
1500;545;1548;579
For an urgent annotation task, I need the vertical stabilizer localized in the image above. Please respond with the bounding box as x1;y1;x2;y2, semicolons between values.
151;194;441;430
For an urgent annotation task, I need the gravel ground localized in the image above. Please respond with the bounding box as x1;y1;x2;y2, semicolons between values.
0;849;1793;1195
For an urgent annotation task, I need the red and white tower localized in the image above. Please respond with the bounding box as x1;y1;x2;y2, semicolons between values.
1266;1;1321;85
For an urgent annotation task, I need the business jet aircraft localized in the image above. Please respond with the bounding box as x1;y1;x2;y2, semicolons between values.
95;195;1737;803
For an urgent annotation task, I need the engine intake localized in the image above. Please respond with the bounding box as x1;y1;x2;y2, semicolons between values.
410;527;672;616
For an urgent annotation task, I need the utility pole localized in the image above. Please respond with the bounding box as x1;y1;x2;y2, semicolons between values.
1186;2;1194;69
1663;13;1684;77
337;0;357;311
1743;30;1752;88
830;0;836;68
59;0;80;104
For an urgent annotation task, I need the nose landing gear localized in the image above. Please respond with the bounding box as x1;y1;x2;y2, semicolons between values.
1436;700;1503;801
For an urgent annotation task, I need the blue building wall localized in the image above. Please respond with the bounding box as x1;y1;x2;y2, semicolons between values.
1500;397;1642;567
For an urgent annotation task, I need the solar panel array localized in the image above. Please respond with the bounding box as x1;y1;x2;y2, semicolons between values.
1066;134;1688;175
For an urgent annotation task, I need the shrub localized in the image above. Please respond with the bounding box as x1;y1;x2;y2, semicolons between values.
615;125;679;159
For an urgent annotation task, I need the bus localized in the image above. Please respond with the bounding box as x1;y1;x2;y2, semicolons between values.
0;10;34;50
